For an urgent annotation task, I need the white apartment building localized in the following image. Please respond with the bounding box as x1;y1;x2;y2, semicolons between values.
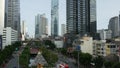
93;40;106;56
73;36;94;55
80;37;93;55
0;27;18;49
54;40;63;48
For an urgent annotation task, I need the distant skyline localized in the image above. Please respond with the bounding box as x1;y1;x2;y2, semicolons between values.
21;0;120;37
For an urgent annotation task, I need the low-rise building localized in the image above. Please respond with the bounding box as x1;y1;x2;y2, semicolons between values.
93;40;106;56
97;29;112;40
93;40;119;57
54;39;63;48
80;37;93;55
105;43;118;56
73;36;94;55
72;36;119;57
0;27;18;49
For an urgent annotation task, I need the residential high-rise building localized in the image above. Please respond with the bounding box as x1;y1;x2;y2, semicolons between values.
5;0;21;40
66;0;96;36
108;16;119;37
35;14;48;38
61;24;66;36
51;0;59;37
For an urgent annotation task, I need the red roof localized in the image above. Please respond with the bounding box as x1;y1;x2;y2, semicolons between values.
30;48;39;54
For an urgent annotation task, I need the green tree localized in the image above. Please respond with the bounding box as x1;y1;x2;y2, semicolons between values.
0;41;22;65
72;51;78;59
93;56;104;68
79;53;92;68
44;40;56;49
105;54;119;63
41;46;58;66
112;62;120;68
19;47;30;68
60;48;67;55
104;61;113;68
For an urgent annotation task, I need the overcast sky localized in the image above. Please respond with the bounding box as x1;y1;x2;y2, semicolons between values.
21;0;120;37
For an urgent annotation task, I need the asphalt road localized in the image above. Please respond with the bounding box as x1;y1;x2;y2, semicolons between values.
5;46;24;68
5;52;19;68
57;54;77;68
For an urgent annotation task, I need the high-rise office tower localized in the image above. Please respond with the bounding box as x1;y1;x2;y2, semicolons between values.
61;24;66;36
51;0;59;37
0;0;20;40
108;16;119;37
5;0;21;40
35;14;48;38
119;13;120;36
66;0;96;36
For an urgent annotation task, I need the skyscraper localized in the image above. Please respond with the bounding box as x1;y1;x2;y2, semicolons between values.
51;0;59;37
35;14;48;38
21;21;26;41
66;0;96;36
0;0;20;40
5;0;21;40
108;16;119;37
119;13;120;36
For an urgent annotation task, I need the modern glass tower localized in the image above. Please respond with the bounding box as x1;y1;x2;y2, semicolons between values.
35;14;48;38
51;0;59;37
108;16;119;37
5;0;21;39
67;0;96;36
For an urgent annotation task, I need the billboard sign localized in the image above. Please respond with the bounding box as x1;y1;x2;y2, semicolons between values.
76;45;81;51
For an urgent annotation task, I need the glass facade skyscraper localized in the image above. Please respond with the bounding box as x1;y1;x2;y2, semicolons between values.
35;14;48;38
51;0;59;36
67;0;96;36
108;16;119;37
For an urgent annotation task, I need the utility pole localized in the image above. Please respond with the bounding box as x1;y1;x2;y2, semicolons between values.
78;51;79;68
18;51;19;68
76;45;80;68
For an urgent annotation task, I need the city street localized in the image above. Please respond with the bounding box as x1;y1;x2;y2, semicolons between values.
5;53;19;68
4;45;25;68
57;54;77;68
